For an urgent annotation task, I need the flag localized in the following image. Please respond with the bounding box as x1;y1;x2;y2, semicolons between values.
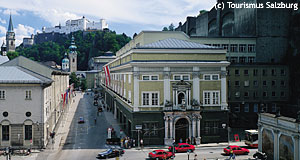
103;65;111;87
103;66;108;86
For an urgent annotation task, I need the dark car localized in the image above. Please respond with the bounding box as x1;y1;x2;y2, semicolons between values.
168;143;195;153
148;150;174;160
78;117;84;123
96;148;124;159
223;145;250;155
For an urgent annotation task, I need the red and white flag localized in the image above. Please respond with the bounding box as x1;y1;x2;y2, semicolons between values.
103;65;111;86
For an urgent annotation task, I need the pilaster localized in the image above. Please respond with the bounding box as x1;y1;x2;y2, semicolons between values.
133;67;139;112
220;67;228;110
192;67;200;103
163;67;170;105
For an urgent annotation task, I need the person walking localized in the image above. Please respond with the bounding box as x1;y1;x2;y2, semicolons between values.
194;154;198;160
179;138;183;143
228;149;236;160
140;139;144;149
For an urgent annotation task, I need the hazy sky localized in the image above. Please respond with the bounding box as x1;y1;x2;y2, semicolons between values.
0;0;215;46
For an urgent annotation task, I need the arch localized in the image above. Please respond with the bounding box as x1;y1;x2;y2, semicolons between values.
177;92;185;105
262;128;274;159
0;120;10;125
279;133;294;160
174;117;190;143
23;119;33;125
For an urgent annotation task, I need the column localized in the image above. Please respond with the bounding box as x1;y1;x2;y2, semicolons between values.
133;67;139;112
114;103;117;119
192;117;196;138
258;122;263;151
173;89;176;106
163;67;170;105
220;67;228;110
273;129;279;160
192;67;200;103
170;117;173;139
293;135;299;160
197;117;201;137
164;116;169;139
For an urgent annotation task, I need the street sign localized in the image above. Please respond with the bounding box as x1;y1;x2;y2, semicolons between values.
135;125;142;130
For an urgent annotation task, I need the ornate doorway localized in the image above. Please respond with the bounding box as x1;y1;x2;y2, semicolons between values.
175;118;189;143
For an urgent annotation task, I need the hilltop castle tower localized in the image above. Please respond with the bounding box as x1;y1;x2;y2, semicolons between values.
6;14;15;52
68;35;77;73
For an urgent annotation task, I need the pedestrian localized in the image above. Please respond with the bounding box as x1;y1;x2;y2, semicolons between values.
133;139;136;147
228;149;236;160
140;139;143;149
179;138;183;143
188;137;191;144
194;154;198;160
186;138;188;143
193;137;196;145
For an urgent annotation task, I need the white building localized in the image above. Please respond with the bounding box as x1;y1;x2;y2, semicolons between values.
0;56;71;148
43;16;108;34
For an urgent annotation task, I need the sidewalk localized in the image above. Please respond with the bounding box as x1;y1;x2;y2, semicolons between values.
35;92;82;160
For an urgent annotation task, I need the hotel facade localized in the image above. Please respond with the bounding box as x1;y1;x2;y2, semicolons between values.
100;31;230;145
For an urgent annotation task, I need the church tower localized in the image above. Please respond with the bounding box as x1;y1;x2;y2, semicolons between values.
6;14;15;52
62;52;69;71
68;35;77;73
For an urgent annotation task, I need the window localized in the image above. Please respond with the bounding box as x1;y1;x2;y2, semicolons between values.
235;81;240;86
235;105;240;112
173;75;190;81
280;91;285;97
254;104;258;112
263;92;267;97
239;44;247;52
253;81;258;86
203;74;219;80
263;81;267;86
262;69;267;76
272;104;277;112
25;112;31;117
203;91;220;105
142;93;149;105
235;69;239;75
244;70;249;75
124;75;126;83
253;69;258;76
244;103;249;112
128;91;131;102
142;75;158;81
239;57;246;63
2;112;8;117
25;90;31;100
272;91;276;97
0;90;5;99
212;44;220;47
143;122;159;136
231;57;238;63
271;69;276;76
281;69;286;76
230;44;238;52
248;57;255;63
222;44;229;51
235;92;240;98
281;81;285;86
248;44;256;53
244;81;249;87
272;81;276;86
142;92;159;106
25;125;32;140
204;121;219;135
2;125;9;141
244;92;249;97
253;91;258;98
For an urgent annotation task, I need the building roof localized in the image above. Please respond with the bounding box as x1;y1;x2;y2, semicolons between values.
8;14;14;32
136;38;220;49
0;56;9;65
0;66;52;84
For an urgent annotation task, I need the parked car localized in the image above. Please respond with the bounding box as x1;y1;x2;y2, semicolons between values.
168;143;195;153
78;117;85;123
96;148;124;159
148;150;174;160
223;145;250;155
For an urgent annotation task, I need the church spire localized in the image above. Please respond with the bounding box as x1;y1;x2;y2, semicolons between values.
8;14;14;32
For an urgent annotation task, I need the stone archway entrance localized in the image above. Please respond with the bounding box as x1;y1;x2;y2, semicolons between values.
175;118;189;143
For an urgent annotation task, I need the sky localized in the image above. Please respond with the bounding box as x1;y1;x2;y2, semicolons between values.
0;0;215;46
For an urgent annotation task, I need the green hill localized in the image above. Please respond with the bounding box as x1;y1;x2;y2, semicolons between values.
9;30;131;70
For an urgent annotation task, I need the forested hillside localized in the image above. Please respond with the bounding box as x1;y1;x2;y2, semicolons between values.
8;30;131;70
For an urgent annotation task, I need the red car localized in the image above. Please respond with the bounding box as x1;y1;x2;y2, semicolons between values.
148;150;174;160
168;143;195;153
223;145;250;155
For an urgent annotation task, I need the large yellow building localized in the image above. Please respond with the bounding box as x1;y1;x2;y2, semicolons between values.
100;31;230;145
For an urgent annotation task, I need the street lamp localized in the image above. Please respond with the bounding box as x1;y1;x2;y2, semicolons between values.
222;123;229;145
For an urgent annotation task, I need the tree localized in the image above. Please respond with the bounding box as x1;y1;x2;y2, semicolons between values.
69;72;80;89
6;51;19;60
80;79;87;91
168;23;175;31
162;27;169;31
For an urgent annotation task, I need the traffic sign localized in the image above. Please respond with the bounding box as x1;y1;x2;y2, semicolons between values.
135;125;142;130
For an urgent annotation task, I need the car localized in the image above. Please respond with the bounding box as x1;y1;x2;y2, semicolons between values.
168;143;195;153
223;145;250;155
148;150;174;160
96;148;124;159
78;117;84;123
